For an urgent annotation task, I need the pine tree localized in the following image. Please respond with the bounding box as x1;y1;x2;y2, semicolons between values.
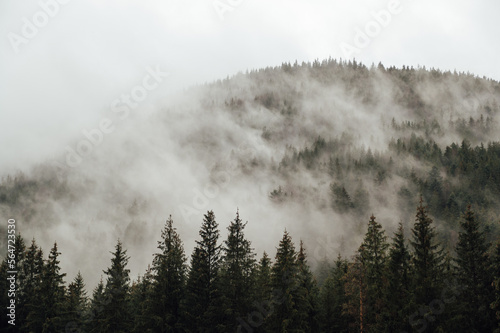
255;251;272;302
20;239;45;333
101;240;132;333
88;277;106;333
65;271;88;332
318;254;349;332
295;241;319;331
129;267;155;333
151;215;187;332
358;215;389;332
455;205;495;331
185;210;222;332
385;223;412;332
38;242;67;332
410;197;445;330
220;210;257;332
246;251;273;333
268;230;300;332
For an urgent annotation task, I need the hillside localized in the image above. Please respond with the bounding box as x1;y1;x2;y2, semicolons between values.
1;59;500;280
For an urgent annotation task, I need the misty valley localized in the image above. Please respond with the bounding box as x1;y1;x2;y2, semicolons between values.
1;59;500;332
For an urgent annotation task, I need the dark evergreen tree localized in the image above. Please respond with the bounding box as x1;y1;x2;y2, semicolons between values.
295;241;319;332
129;267;155;333
38;242;67;332
384;223;412;332
65;271;88;332
20;239;45;333
151;215;187;332
330;183;353;213
358;215;389;332
318;255;349;332
185;210;222;332
88;277;106;333
410;198;445;330
455;205;495;331
101;240;132;333
268;230;300;332
248;251;273;333
220;210;257;332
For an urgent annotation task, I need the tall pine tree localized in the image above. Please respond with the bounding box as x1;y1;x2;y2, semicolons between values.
151;215;187;332
385;223;412;332
65;271;88;332
455;205;495;331
295;240;319;332
39;242;67;332
410;197;445;331
101;240;132;333
219;210;257;332
268;230;300;332
185;210;222;332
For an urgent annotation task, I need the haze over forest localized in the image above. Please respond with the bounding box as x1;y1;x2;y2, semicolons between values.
1;59;500;290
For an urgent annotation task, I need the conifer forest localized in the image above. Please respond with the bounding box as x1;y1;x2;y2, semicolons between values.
2;58;500;332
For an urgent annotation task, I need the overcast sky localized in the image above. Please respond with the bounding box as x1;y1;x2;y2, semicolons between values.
1;0;499;173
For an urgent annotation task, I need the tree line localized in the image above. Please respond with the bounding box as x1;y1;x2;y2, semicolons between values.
1;199;500;332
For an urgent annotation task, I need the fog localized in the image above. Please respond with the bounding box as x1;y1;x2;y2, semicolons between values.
1;0;500;289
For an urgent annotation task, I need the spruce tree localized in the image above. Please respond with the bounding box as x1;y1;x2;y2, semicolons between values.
20;239;45;333
455;205;495;331
185;210;222;332
220;210;257;332
65;271;88;332
101;240;132;333
295;240;319;332
39;242;67;333
268;230;300;332
318;254;349;332
358;215;389;332
410;198;445;330
255;251;272;302
88;277;106;333
151;215;187;332
129;267;155;333
385;223;412;332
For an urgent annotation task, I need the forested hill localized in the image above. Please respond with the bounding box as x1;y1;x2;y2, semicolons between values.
1;59;500;288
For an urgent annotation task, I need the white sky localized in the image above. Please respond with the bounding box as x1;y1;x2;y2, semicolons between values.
0;0;499;172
